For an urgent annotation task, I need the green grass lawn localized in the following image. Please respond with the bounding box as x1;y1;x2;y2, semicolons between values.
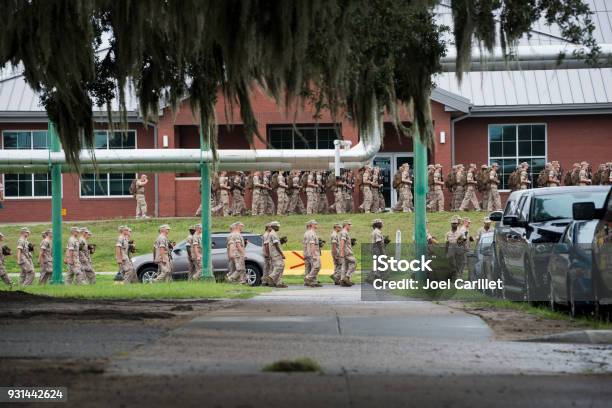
0;211;483;274
1;274;270;300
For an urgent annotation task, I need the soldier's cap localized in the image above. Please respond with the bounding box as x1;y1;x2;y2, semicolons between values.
484;217;491;223
491;162;499;167
521;162;529;166
194;224;202;229
158;224;171;231
481;164;488;168
469;163;476;168
84;229;92;235
237;222;245;227
70;227;80;233
450;216;460;224
463;217;471;223
342;220;352;226
435;163;442;168
43;229;52;235
20;227;31;234
333;222;341;228
269;221;280;228
427;164;435;169
581;161;588;166
306;219;318;226
78;227;87;232
372;218;383;225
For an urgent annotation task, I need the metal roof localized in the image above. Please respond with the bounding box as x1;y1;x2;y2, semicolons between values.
433;0;612;112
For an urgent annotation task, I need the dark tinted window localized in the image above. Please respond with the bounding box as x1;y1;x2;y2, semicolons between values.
211;237;227;249
533;191;608;222
244;235;263;247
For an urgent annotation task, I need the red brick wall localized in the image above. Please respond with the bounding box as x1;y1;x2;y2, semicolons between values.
0;123;154;223
455;114;612;174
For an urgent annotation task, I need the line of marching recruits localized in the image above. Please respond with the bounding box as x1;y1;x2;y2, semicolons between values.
205;167;394;217
0;226;96;287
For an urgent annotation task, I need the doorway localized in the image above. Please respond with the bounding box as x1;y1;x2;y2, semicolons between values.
372;153;414;208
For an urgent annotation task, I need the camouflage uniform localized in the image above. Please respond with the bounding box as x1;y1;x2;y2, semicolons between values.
459;168;480;211
263;172;275;215
216;175;231;216
334;178;345;214
393;166;413;212
519;168;531;190
232;175;246;215
226;231;246;283
38;237;53;284
79;234;95;284
190;232;202;280
251;174;266;216
262;228;271;284
276;173;289;215
0;238;11;286
344;173;354;213
428;166;445;212
317;173;329;214
480;166;490;212
288;173;306;214
267;227;286;286
135;180;147;218
445;222;468;280
339;227;356;284
488;167;502;211
305;172;318;215
330;228;342;283
117;233;137;283
452;166;465;211
153;233;173;283
185;230;195;278
578;166;591;186
361;170;373;213
65;235;85;285
303;227;321;285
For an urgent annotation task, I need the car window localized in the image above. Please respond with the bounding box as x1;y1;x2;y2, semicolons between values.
244;235;263;247
532;190;608;222
503;198;518;217
517;196;531;222
211;237;227;249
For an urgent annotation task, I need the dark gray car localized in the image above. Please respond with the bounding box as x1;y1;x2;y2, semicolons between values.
131;232;266;286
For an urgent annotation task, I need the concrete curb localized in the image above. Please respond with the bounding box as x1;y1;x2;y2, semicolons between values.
521;330;612;345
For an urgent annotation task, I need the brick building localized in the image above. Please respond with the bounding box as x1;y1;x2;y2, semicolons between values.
1;1;611;222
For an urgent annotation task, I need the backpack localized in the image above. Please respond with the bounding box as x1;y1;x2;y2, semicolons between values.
326;172;336;189
300;172;309;188
563;170;573;186
444;170;456;190
537;168;549;187
508;169;521;190
476;169;487;191
571;169;580;185
287;174;294;189
457;171;467;187
129;179;138;196
392;172;402;189
271;172;279;189
428;171;435;187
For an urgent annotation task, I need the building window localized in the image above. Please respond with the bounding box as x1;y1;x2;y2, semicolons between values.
488;124;546;190
80;130;136;197
268;125;340;149
1;131;52;198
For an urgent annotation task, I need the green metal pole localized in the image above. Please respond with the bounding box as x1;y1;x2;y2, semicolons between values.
413;122;428;281
200;126;213;280
49;121;64;284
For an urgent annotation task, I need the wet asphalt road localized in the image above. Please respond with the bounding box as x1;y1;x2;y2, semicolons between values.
1;286;612;407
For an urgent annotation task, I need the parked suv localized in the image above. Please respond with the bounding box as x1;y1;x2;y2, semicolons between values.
131;232;266;285
492;186;610;301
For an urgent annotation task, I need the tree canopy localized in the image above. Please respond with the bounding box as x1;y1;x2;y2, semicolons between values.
0;0;599;165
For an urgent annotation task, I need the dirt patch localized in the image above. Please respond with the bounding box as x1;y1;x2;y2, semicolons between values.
447;302;591;341
0;309;176;320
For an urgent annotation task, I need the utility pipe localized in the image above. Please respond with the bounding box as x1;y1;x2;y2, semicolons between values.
440;44;612;72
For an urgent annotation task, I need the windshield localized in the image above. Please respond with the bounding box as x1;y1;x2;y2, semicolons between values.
532;191;608;222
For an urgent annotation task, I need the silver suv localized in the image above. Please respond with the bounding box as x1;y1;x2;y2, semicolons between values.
131;232;266;286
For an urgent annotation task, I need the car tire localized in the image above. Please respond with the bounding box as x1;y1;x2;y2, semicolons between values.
245;263;262;287
139;265;159;283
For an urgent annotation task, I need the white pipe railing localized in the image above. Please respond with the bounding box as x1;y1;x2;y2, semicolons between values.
440;44;612;72
0;111;381;173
